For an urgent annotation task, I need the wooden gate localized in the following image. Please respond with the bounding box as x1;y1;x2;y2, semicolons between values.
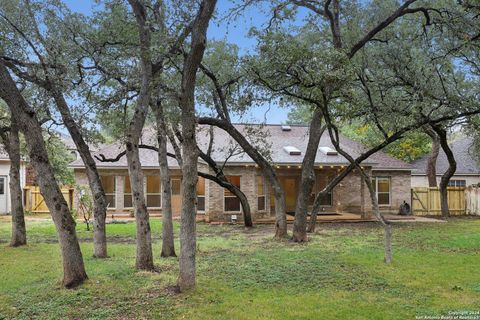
24;186;74;213
411;187;465;216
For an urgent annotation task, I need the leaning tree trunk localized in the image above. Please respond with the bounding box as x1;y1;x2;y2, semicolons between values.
226;184;252;226
323;122;393;264
198;170;253;226
177;0;216;292
362;169;393;264
307;165;354;233
198;117;287;238
195;137;253;227
424;126;440;187
433;126;456;218
292;108;324;242
152;101;176;258
52;91;108;258
0;61;87;287
7;118;27;247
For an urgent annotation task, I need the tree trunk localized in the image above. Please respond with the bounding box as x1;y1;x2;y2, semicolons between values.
51;91;108;258
292;108;324;242
324;124;393;264
424;126;440;187
126;0;155;271
307;167;354;233
178;0;216;292
195;134;253;227
432;126;456;218
178;119;198;291
152;101;176;258
6;118;27;247
198;117;287;238
363;170;393;264
198;170;252;226
384;224;392;264
127;141;154;269
0;61;87;287
231;184;252;227
306;212;318;233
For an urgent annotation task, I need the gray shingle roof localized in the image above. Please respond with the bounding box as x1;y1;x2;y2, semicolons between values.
69;124;411;170
411;137;480;175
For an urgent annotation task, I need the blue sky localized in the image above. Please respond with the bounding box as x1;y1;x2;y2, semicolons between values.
62;0;299;124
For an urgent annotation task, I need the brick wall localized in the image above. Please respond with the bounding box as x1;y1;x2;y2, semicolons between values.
73;166;411;221
206;165;260;222
334;168;371;215
372;170;411;214
25;164;37;186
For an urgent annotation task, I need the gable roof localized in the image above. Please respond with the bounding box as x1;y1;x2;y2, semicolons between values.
69;124;411;170
411;137;480;175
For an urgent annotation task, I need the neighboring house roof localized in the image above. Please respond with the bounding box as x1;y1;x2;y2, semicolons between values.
54;130;104;153
69;124;411;170
0;147;9;160
55;131;77;150
411;137;480;175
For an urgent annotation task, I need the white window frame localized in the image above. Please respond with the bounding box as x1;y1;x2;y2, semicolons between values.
448;179;466;187
101;175;116;209
123;176;133;209
224;175;241;213
145;175;162;209
372;176;391;206
197;176;206;213
171;178;181;196
256;175;266;212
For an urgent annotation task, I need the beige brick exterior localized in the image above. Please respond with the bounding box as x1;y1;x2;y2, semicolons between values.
372;170;411;214
333;168;371;214
73;165;411;221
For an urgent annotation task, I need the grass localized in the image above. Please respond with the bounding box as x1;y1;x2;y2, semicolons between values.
1;216;480;319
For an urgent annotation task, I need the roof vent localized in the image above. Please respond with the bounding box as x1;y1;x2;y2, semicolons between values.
281;125;291;131
283;146;301;155
319;147;338;155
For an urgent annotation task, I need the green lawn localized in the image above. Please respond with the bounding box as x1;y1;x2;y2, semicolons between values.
1;216;480;319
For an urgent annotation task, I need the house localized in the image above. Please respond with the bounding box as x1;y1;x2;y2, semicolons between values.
69;124;412;222
0;149;27;214
411;137;480;187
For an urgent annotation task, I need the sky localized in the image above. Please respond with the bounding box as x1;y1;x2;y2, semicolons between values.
62;0;300;124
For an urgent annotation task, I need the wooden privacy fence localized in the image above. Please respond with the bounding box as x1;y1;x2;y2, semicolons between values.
466;186;480;216
411;187;465;216
24;186;74;214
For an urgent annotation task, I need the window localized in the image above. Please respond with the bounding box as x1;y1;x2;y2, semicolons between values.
224;176;241;212
171;178;181;195
372;177;390;206
312;174;333;206
256;176;266;211
0;177;4;195
197;176;205;211
146;175;161;208
124;177;133;208
100;175;116;208
448;180;466;187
